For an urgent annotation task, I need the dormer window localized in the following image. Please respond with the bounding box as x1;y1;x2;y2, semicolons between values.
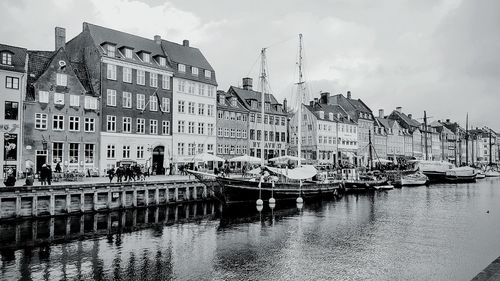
158;57;166;66
204;70;211;78
218;95;225;105
178;64;186;72
124;48;133;59
264;102;270;111
1;52;12;65
142;53;150;63
329;113;334;120
192;67;198;76
231;97;237;107
106;44;115;57
251;100;257;109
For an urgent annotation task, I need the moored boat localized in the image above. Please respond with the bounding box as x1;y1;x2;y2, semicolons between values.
445;166;476;183
399;171;428;186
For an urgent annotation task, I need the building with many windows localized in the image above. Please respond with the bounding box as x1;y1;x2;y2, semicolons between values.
0;43;27;180
216;89;249;159
227;78;288;160
163;39;217;166
23;27;99;175
66;23;174;174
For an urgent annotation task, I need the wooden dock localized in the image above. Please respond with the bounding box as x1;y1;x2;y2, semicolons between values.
0;180;216;220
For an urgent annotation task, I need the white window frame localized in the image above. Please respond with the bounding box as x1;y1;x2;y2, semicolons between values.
204;70;211;79
136;118;145;134
192;67;198;76
52;115;64;131
106;44;115;57
107;64;117;80
162;121;170;135
150;119;158;134
123;67;132;83
84;117;95;132
178;63;186;72
69;116;80;131
84;96;97;110
122;117;132;133
122;92;132;108
136;94;145;110
161;97;170;113
35;113;48;130
54;92;65;105
70;95;80;107
107;144;116;159
107;89;116;106
149;72;158;87
149;95;158;111
39;91;49;103
124;48;133;59
137;70;145;85
162;75;170;89
56;73;67;86
107;115;116;132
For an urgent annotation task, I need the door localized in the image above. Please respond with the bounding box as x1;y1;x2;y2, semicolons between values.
152;146;165;175
36;155;47;175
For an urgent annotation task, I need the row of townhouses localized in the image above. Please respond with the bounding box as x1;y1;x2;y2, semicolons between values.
1;23;499;180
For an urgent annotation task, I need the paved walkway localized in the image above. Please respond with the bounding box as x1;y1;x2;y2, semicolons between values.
8;174;196;187
472;256;500;281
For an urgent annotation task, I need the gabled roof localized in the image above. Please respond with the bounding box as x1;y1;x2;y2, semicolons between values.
161;40;214;71
217;90;248;112
0;43;27;73
229;86;286;115
375;117;391;130
390;110;421;128
346;98;372;114
304;102;357;125
84;22;173;71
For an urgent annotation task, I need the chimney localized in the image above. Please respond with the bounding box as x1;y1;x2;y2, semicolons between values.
320;92;330;104
183;39;190;47
378;109;384;118
347;91;352;99
446;118;450;123
154;35;161;45
283;98;287;111
396;106;402;113
55;26;66;50
314;98;318;104
242;77;253;90
309;101;314;106
408;114;412;119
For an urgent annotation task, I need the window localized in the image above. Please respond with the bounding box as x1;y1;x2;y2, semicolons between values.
136;94;145;110
218;111;223;119
5;76;19;89
224;111;230;120
188;102;195;114
178;64;186;72
178;100;185;113
137;146;145;159
107;145;115;159
122;145;130;158
208;124;214;136
84;96;97;109
178;143;185;155
217;128;223;137
281;132;286;142
123;117;132;133
162;75;170;89
142;53;150;63
250;129;255;140
197;144;204;154
107;115;116;132
39;91;49;103
150;120;158;134
242;129;247;138
106;89;116;106
250;113;255;122
199;84;205;96
162;121;171;135
188;121;195;134
230;128;235;138
137;118;145;133
178;120;185;133
123;67;132;83
69;143;79;163
188;143;195;156
52;115;64;130
124;48;133;59
192;67;198;76
107;64;117;80
69;116;80;131
207;105;214;116
70;95;79;107
52;142;63;164
257;130;262;141
137;70;145;85
204;70;211;78
35;113;48;129
281;117;286;126
122;92;132;108
56;73;67;86
161;97;170;113
198;123;204;135
1;52;12;65
208;85;215;97
158;57;166;66
178;80;186;92
198;103;205;115
188;82;195;94
84;117;95;132
4;101;18;120
224;128;229;137
53;93;64;105
150;72;158;87
84;143;95;163
106;44;115;57
264;115;268;124
149;95;158;111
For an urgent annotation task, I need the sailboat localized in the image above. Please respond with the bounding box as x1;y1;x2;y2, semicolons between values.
188;34;341;204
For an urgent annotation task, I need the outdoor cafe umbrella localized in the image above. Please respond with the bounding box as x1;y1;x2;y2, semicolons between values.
268;155;306;162
191;152;224;163
228;154;261;163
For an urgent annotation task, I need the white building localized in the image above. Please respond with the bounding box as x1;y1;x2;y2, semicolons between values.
0;44;27;180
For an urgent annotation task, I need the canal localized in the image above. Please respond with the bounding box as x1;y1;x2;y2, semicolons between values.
1;178;499;281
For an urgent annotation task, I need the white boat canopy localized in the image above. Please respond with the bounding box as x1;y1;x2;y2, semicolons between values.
268;155;306;162
267;165;318;180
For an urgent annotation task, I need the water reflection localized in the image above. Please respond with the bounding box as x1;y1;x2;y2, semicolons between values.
1;179;500;280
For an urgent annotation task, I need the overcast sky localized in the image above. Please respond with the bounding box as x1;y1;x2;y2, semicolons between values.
1;0;499;131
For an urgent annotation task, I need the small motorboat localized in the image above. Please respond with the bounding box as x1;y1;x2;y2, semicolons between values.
475;170;486;179
373;185;394;191
399;172;429;186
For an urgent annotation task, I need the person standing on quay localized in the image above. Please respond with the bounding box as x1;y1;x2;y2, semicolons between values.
107;168;115;183
46;165;52;185
40;164;48;185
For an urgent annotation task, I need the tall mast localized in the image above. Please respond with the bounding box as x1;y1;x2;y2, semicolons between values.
297;34;304;167
489;128;493;165
424;111;428;160
369;130;373;170
465;113;469;165
260;48;267;167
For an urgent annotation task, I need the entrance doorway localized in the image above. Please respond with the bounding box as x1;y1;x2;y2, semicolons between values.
152;146;165;175
36;150;48;175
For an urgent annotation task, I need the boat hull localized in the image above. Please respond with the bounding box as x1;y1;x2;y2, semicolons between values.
422;171;447;183
342;179;388;192
216;177;340;204
444;174;477;183
400;179;428;186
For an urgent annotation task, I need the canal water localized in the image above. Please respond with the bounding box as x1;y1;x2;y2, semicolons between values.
1;178;499;281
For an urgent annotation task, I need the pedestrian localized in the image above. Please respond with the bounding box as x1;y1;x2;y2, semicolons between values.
116;165;124;183
107;167;115;183
55;162;62;173
46;165;52;185
39;164;48;185
3;168;16;187
24;168;34;186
